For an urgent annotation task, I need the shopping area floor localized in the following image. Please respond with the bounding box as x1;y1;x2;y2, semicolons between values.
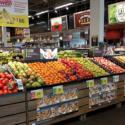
53;102;125;125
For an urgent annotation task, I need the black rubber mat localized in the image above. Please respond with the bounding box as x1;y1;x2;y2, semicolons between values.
75;106;125;125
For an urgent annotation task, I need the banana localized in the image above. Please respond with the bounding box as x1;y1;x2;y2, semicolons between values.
5;9;14;24
2;9;9;23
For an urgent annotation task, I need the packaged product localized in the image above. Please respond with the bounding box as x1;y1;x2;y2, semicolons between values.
65;103;71;113
107;92;111;101
102;84;107;91
37;112;43;121
92;95;98;105
110;83;115;90
70;88;77;99
102;93;107;102
97;84;102;93
93;84;98;94
110;91;116;100
59;93;65;102
50;94;59;104
89;87;94;95
98;95;102;103
70;101;78;112
43;94;52;106
42;108;51;120
51;106;58;117
58;104;66;114
107;83;111;91
64;90;70;100
37;98;43;107
89;98;92;106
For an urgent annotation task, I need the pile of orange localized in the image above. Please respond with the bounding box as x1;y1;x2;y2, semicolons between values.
28;62;68;85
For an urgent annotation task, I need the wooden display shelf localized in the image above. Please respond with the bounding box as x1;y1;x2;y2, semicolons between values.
0;92;26;125
27;74;125;125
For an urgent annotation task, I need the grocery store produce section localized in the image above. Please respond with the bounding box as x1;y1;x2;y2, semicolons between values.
0;48;125;125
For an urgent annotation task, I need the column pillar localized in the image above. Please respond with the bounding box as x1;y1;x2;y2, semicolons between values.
90;0;104;47
2;26;7;47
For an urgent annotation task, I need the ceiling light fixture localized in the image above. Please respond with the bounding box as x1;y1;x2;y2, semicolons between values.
32;16;34;19
55;10;57;13
35;10;49;15
37;15;40;18
29;24;34;26
55;3;73;9
66;7;68;10
37;22;45;24
28;16;32;18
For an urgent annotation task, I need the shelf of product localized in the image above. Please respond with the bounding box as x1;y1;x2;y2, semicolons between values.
0;65;18;95
74;58;110;77
0;51;24;64
58;50;83;59
93;57;125;74
114;56;125;64
8;62;44;89
104;56;125;69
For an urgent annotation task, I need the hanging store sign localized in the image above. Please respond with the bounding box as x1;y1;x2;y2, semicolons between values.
109;1;125;24
0;0;29;27
51;15;68;31
65;33;73;40
7;32;10;41
24;29;30;40
74;10;90;28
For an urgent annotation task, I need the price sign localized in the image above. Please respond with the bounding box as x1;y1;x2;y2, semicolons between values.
113;75;119;82
101;78;108;85
86;80;94;87
31;89;43;99
17;79;24;90
53;85;63;95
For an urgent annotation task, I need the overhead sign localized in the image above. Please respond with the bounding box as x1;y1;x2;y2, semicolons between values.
109;1;125;24
7;32;10;41
65;33;73;40
24;29;30;40
0;0;29;27
7;43;12;47
74;10;90;28
51;15;68;31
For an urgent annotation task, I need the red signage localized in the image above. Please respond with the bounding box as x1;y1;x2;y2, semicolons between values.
74;10;90;28
51;15;68;31
66;33;72;40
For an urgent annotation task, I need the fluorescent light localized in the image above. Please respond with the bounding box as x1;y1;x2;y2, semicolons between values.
37;22;45;24
28;16;32;18
35;10;49;15
66;7;68;10
32;16;34;19
29;24;34;26
55;10;57;13
55;3;73;9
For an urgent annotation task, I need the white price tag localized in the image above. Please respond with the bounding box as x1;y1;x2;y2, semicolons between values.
17;79;24;90
16;57;19;60
113;75;119;82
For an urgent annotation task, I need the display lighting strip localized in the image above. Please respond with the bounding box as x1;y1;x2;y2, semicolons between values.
35;10;49;16
54;3;73;9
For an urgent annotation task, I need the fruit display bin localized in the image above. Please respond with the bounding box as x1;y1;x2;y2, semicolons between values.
27;74;125;125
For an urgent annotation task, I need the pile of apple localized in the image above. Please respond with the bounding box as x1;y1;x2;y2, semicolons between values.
8;62;44;89
75;58;110;77
60;59;94;79
0;72;18;95
93;57;125;74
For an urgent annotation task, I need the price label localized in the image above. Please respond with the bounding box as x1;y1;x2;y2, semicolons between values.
53;85;63;95
101;78;108;85
17;79;24;90
16;57;19;60
86;80;94;87
113;75;119;82
31;89;43;99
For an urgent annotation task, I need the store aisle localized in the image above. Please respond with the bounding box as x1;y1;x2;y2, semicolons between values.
53;104;125;125
75;105;125;125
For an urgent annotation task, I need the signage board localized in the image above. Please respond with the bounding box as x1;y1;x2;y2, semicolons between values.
108;1;125;24
74;10;90;28
0;0;29;27
24;29;30;40
7;43;12;47
15;43;22;47
14;48;22;53
51;15;68;31
65;33;73;40
7;32;10;41
91;35;98;46
93;47;103;57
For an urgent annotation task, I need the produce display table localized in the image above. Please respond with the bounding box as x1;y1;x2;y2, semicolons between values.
27;74;125;125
